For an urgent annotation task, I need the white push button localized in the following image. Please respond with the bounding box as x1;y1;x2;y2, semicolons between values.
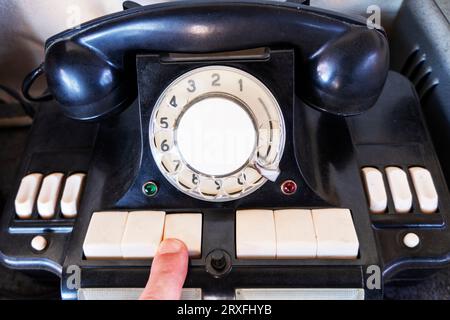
385;167;412;213
121;211;165;259
31;235;48;252
60;173;86;218
274;209;317;259
236;210;276;259
83;211;128;259
163;213;202;258
409;167;438;214
312;209;359;259
37;173;64;219
361;168;387;214
15;173;43;219
403;232;420;248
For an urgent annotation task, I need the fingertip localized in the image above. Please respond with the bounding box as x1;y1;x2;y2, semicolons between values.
139;239;189;300
158;238;189;255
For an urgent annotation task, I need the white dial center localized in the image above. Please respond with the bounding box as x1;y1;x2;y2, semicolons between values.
176;96;256;176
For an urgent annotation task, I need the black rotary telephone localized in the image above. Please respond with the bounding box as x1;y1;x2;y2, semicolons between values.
3;0;449;300
29;0;389;120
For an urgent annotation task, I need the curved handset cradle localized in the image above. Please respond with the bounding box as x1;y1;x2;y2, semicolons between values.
40;0;389;120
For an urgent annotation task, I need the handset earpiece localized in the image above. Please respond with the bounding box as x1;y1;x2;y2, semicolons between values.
44;41;131;120
42;1;389;121
306;27;389;116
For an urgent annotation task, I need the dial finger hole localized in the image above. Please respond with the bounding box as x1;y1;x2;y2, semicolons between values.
155;107;179;130
199;178;222;197
161;153;183;175
257;121;282;165
223;175;245;195
177;169;200;190
243;167;263;186
164;90;189;109
183;76;208;96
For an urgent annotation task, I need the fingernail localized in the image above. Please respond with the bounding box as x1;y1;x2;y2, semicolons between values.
158;239;183;254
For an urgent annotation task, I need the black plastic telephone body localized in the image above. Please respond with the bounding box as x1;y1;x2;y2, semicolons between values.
3;0;450;300
43;0;389;120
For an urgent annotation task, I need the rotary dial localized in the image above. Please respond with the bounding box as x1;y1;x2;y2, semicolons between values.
149;66;285;202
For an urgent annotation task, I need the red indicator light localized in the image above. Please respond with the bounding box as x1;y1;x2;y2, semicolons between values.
281;180;297;195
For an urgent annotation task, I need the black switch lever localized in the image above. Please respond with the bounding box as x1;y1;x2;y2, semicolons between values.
211;250;227;270
206;249;232;278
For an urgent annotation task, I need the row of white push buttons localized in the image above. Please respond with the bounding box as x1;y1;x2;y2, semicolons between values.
15;173;86;219
362;167;438;214
237;209;359;259
83;208;359;260
83;211;202;259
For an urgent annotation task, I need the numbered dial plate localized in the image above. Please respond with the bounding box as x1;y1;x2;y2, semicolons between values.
149;66;285;202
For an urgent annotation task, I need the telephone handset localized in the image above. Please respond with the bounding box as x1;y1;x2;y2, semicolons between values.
37;0;389;121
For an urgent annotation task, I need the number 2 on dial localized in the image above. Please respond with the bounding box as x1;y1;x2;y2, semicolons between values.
212;73;220;86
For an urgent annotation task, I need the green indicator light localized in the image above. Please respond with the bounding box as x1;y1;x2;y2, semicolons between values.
143;181;158;197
